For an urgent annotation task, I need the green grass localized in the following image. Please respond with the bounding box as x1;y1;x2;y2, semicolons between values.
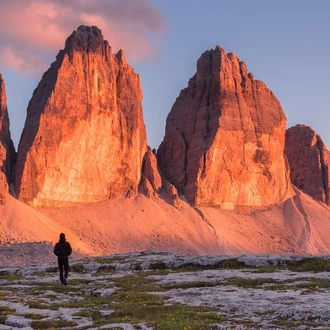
224;277;275;288
0;273;23;281
0;305;16;324
163;280;222;290
108;273;224;329
20;313;45;320
31;319;77;329
2;255;330;329
28;301;60;310
171;258;250;272
252;266;286;273
273;316;318;328
70;263;86;273
286;257;330;272
110;294;223;330
45;266;58;273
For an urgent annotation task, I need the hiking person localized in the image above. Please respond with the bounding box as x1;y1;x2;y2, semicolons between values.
53;233;72;285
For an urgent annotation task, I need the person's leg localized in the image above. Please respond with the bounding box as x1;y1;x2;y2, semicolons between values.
63;258;69;285
58;258;64;284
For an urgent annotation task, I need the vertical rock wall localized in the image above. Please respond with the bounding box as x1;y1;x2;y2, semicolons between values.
157;46;293;209
15;26;147;207
285;124;330;205
0;74;15;204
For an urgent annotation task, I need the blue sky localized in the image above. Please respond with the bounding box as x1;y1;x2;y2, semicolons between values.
1;0;329;150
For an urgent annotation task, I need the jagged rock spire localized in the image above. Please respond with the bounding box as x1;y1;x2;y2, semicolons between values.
157;46;293;209
15;26;147;206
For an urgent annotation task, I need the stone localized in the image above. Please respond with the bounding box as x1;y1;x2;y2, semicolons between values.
140;147;162;194
15;26;147;206
157;46;293;209
284;124;330;205
0;74;16;204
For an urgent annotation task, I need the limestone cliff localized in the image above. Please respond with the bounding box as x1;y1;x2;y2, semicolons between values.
140;147;162;199
284;124;330;205
15;26;147;206
157;46;293;209
0;74;15;204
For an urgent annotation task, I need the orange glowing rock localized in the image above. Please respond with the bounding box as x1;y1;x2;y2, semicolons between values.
0;74;15;204
157;46;293;209
285;124;330;205
15;26;147;206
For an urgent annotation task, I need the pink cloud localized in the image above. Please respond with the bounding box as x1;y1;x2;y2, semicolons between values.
0;0;166;75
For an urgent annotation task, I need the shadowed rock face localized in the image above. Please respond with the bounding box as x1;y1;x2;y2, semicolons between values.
157;46;293;209
285;124;330;205
0;74;15;204
15;25;147;207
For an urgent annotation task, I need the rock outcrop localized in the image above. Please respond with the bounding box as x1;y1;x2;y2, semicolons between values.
284;124;330;205
140;147;162;199
157;46;293;209
0;74;15;204
15;26;147;207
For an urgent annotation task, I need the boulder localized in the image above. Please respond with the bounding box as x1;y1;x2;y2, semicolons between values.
284;124;330;205
15;26;147;206
157;46;293;209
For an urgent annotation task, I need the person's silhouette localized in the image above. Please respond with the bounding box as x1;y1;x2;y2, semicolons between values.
53;233;72;285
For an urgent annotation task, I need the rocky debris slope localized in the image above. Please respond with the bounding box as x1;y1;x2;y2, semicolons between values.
157;46;293;209
1;251;330;329
15;25;147;207
2;187;330;263
285;124;330;205
0;74;15;204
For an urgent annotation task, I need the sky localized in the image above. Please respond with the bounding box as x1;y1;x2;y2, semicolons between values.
0;0;329;150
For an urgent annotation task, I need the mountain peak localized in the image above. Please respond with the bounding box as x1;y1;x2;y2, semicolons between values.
15;26;147;207
63;25;110;55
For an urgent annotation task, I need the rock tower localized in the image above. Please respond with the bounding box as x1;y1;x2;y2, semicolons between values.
157;46;293;209
285;124;330;205
15;26;147;206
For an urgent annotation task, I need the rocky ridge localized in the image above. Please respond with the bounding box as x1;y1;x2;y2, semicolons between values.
285;124;330;205
15;25;147;207
157;46;293;209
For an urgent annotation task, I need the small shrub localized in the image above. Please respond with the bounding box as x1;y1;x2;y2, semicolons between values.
287;257;330;272
71;263;85;273
45;266;58;273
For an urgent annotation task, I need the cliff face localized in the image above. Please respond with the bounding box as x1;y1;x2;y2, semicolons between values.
0;74;15;204
157;46;293;209
15;26;147;207
284;124;330;205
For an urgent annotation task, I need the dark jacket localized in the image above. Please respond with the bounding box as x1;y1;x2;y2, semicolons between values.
54;238;72;258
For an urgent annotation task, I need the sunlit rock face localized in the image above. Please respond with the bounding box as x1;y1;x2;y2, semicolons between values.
157;46;293;209
285;124;330;205
15;26;147;207
140;147;162;199
0;74;15;204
